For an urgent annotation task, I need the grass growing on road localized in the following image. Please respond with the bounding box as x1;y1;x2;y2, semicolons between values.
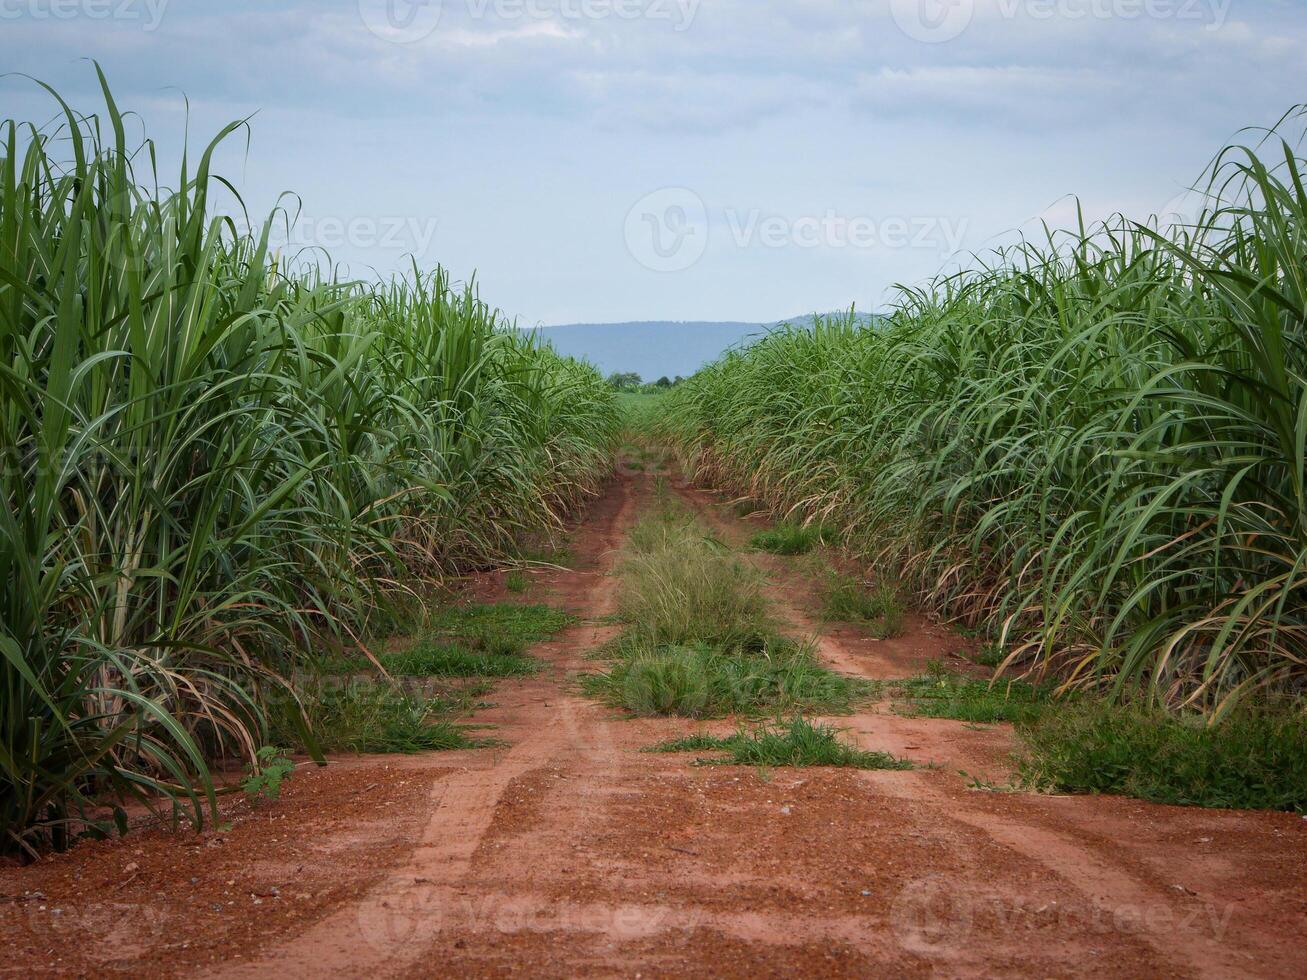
652;716;912;770
301;600;573;752
582;637;867;718
821;572;905;638
749;522;829;555
619;535;770;649
882;662;1307;811
891;662;1052;725
584;504;869;718
331;602;570;678
619;496;771;648
426;603;574;655
371;643;539;678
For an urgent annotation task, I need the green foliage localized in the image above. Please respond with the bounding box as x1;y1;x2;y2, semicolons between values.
821;574;905;638
648;731;726;752
340;642;539;678
652;716;913;770
505;571;529;594
749;522;829;555
623;500;697;554
269;678;481;755
663;113;1307;713
1016;703;1307;812
582;637;868;719
242;748;296;802
892;663;1052;724
322;602;574;682
425;603;574;654
0;76;616;852
968;643;1006;669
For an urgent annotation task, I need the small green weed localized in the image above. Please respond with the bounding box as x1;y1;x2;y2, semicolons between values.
242;747;295;801
652;716;912;770
505;570;529;594
648;731;724;752
969;643;1006;668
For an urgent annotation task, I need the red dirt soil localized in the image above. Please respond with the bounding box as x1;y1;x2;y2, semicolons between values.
2;473;1304;978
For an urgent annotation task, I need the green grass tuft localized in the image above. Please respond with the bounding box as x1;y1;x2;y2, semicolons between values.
648;731;726;752
587;503;870;719
619;521;771;648
581;637;869;719
330;604;569;677
652;716;912;770
749;522;828;555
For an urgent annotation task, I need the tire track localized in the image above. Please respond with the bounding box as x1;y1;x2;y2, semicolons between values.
214;478;644;979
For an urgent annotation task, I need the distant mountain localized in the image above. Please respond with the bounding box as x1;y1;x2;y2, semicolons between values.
522;312;875;380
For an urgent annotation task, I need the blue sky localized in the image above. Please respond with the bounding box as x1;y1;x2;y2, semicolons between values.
2;0;1304;324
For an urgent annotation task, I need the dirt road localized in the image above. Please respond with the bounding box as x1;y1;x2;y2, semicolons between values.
3;473;1305;978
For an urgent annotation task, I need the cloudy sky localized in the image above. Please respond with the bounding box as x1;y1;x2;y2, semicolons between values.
2;0;1304;324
